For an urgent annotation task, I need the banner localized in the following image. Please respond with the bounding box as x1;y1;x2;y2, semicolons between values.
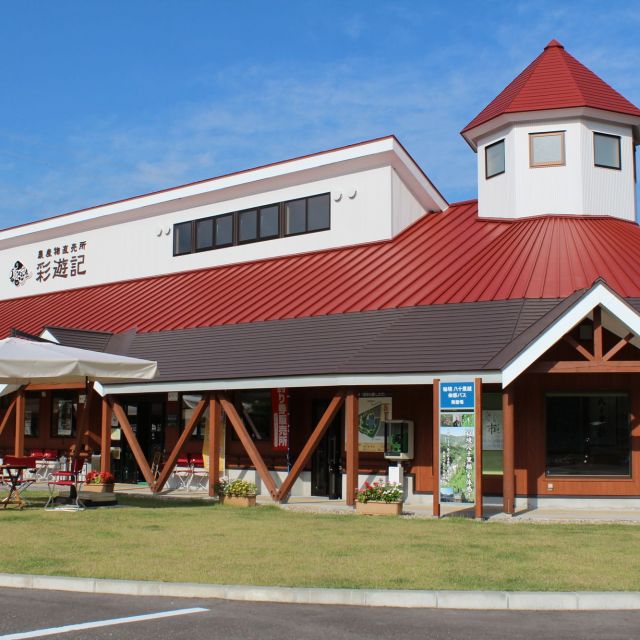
272;388;289;451
439;381;476;504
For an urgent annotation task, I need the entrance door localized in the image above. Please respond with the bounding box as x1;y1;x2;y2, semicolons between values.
113;397;165;484
311;401;342;499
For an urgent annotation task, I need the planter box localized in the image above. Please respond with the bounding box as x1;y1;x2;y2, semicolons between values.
355;501;403;516
82;484;115;494
220;495;257;507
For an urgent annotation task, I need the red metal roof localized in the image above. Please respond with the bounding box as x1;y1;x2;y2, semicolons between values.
462;40;640;134
2;201;640;338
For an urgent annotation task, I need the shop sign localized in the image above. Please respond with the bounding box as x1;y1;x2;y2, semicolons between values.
439;381;475;504
272;388;289;451
358;393;392;452
8;238;88;289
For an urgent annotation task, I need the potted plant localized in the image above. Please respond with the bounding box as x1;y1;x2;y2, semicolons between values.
83;471;116;494
355;481;403;515
216;477;258;507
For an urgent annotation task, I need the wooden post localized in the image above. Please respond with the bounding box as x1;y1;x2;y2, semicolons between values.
109;397;156;486
433;379;440;517
154;395;208;493
0;395;17;437
474;377;483;520
502;385;515;515
344;390;359;506
14;390;25;457
208;395;222;497
593;306;603;361
100;397;112;474
278;390;345;502
218;393;279;499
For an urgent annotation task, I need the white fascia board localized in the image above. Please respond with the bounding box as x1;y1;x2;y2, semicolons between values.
463;107;640;149
0;136;445;247
97;371;501;396
39;329;60;344
501;283;640;387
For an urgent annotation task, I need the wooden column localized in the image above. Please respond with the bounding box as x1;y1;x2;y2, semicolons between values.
100;397;112;473
208;395;222;497
474;377;483;520
0;395;17;437
502;384;515;515
593;306;603;361
345;390;359;506
432;379;440;517
14;390;25;456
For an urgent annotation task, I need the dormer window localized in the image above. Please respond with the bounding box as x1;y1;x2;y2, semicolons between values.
594;132;621;170
485;139;505;179
529;131;565;167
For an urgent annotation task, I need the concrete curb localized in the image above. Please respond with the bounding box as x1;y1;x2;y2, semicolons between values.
0;573;639;610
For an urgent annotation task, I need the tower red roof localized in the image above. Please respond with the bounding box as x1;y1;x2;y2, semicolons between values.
462;39;640;134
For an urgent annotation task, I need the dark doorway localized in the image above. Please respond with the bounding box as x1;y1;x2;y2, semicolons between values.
113;396;165;484
311;400;343;499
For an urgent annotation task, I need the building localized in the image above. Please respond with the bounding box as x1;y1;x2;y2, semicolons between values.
1;39;640;512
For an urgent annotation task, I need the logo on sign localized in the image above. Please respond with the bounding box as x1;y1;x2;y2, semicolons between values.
9;261;32;287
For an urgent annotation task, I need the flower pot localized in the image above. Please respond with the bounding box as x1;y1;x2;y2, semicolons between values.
355;501;403;516
220;495;257;507
82;483;115;494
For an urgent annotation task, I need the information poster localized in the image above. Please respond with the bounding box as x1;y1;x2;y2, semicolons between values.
272;388;290;451
358;393;392;452
439;382;476;504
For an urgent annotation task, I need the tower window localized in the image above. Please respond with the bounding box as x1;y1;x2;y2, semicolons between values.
485;139;505;178
594;132;621;170
529;131;565;167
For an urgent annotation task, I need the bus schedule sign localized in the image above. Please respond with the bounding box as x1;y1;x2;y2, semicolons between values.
438;381;476;505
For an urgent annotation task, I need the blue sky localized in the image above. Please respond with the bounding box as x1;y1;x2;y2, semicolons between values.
1;1;639;228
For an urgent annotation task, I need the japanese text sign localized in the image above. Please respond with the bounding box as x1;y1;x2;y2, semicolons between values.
439;381;475;411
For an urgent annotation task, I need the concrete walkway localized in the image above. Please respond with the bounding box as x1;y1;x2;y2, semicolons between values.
114;484;640;524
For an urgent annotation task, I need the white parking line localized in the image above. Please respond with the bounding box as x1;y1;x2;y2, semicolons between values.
0;607;209;639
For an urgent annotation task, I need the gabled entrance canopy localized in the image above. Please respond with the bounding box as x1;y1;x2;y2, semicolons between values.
496;280;640;386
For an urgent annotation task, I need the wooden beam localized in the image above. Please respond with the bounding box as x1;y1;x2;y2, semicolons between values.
14;390;25;457
208;395;223;497
154;396;208;493
24;382;86;391
531;360;640;373
100;398;112;474
0;395;17;438
593;306;603;361
277;390;345;502
603;332;634;361
563;334;594;361
474;377;483;520
344;389;359;506
502;385;515;516
218;393;279;499
108;397;156;486
432;379;440;518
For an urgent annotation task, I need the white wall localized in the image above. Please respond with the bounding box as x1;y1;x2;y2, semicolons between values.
478;116;637;221
0;164;421;301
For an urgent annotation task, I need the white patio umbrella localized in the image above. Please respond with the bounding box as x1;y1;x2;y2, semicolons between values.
0;337;158;385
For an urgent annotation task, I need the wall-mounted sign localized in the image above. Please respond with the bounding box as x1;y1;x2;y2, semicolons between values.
482;410;503;451
438;381;476;504
272;388;290;451
358;393;392;452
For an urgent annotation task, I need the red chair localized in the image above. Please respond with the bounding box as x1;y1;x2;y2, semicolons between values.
1;455;36;509
173;456;192;490
189;454;208;491
44;456;85;511
29;449;44;459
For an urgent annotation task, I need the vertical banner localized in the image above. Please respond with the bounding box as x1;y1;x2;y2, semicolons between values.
272;388;290;451
357;393;392;452
438;382;476;504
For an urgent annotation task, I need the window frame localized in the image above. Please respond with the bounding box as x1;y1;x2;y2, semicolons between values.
50;391;78;438
173;221;194;256
529;131;566;168
284;193;331;237
593;132;622;170
214;212;235;249
544;391;631;479
24;393;40;438
195;217;215;253
485;139;506;179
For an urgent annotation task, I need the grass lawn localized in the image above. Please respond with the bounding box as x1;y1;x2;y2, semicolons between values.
1;494;639;592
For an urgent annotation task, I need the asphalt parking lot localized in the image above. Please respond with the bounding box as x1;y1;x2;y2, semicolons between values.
1;587;640;640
